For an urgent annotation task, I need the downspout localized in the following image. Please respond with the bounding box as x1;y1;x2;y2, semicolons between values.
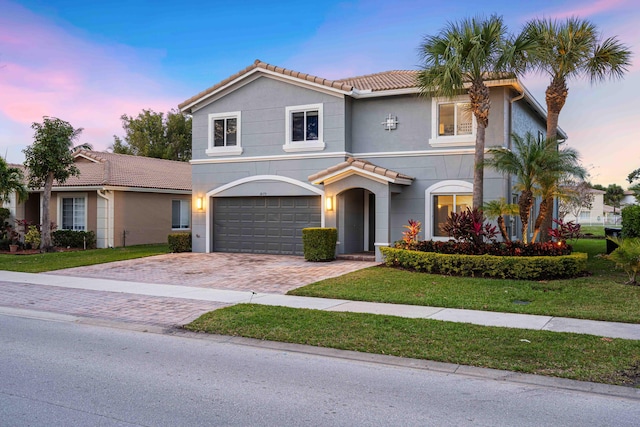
97;189;112;248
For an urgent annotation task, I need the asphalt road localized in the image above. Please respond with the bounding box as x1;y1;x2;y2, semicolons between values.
1;313;638;427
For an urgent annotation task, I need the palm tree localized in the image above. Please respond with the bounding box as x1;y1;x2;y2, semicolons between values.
483;132;550;244
531;143;586;243
483;198;519;242
522;17;631;240
418;15;530;209
0;157;27;204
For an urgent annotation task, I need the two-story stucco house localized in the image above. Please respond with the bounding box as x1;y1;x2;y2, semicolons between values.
180;60;558;261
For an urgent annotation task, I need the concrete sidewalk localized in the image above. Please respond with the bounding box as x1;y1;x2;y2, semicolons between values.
2;271;639;340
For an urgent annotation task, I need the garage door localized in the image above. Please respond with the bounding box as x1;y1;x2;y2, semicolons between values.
212;196;321;255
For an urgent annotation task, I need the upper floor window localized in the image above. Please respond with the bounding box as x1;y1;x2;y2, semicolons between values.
283;104;325;152
207;112;243;156
429;97;476;147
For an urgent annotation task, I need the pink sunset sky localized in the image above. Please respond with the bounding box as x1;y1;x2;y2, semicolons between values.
1;0;639;187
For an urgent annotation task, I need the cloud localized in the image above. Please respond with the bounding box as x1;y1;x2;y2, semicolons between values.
0;1;186;161
544;0;630;20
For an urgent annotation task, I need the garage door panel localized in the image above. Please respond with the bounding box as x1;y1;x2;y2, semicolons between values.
213;196;320;255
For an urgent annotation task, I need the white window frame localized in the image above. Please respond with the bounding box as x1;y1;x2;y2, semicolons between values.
283;103;325;152
206;111;243;156
424;180;473;240
171;199;191;230
429;96;476;147
58;193;88;231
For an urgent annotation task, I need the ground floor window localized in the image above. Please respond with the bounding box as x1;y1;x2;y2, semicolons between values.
432;194;472;237
172;199;191;229
61;197;86;231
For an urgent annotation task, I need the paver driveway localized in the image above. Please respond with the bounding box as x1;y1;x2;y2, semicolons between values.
49;252;380;294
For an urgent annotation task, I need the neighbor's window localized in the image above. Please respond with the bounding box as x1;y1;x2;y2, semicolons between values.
433;194;472;237
438;102;472;136
283;104;325;152
61;197;86;231
206;112;242;156
172;199;191;229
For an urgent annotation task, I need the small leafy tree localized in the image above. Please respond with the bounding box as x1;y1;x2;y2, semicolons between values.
607;237;640;285
441;207;498;245
558;180;594;221
23;117;90;251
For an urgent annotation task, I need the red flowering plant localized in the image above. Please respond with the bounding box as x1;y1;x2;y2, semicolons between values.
441;208;498;246
548;219;581;242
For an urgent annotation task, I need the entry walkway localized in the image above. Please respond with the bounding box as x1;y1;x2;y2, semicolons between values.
2;271;639;340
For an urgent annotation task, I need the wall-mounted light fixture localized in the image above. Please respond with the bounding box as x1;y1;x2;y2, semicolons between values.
325;196;333;211
196;197;204;211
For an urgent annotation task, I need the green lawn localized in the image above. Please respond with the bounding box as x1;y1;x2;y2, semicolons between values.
0;244;170;273
288;239;640;323
186;304;640;387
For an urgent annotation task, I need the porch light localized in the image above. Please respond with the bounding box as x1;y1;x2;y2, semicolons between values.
325;196;333;211
196;197;204;211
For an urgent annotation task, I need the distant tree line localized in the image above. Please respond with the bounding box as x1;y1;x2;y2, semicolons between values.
111;109;191;161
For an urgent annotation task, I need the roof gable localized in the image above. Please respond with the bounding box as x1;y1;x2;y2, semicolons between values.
179;59;354;113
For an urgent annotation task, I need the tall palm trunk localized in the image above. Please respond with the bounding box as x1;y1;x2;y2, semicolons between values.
470;81;490;209
40;172;54;252
496;216;510;242
532;196;552;243
519;189;534;244
540;77;569;241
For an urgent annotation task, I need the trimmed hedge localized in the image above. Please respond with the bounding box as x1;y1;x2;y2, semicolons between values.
380;247;588;280
302;227;337;261
52;230;97;249
168;232;191;253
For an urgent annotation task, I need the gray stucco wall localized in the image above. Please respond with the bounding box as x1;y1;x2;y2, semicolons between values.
191;76;347;159
188;75;551;253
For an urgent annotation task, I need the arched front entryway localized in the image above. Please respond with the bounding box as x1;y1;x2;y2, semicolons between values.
309;158;413;262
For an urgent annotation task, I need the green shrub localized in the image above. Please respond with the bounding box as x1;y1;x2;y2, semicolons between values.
621;205;640;238
302;228;337;261
52;230;97;249
24;225;41;249
380;247;588;280
0;208;10;224
168;233;191;253
607;237;640;285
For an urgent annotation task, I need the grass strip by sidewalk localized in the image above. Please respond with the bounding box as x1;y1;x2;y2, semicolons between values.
0;244;170;273
185;304;640;387
289;239;640;324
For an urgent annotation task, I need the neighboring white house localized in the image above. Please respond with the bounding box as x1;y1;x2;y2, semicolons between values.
622;190;637;207
562;188;607;225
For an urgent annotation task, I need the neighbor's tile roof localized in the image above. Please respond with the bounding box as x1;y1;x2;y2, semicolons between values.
336;70;419;92
55;150;191;191
179;59;356;110
308;157;413;184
